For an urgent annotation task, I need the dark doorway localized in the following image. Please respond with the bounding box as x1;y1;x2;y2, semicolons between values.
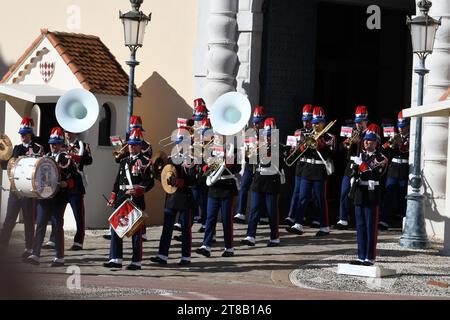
260;0;413;223
33;103;58;154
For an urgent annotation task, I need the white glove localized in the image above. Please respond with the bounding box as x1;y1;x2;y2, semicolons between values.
350;156;362;165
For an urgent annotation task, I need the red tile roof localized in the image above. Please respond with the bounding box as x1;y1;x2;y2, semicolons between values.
1;29;140;97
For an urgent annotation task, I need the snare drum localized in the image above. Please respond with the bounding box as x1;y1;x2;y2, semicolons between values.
108;199;145;238
9;156;60;199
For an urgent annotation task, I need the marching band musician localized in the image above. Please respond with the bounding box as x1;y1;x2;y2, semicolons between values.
378;111;410;231
349;124;388;266
173;98;208;232
150;131;200;266
234;106;269;225
285;104;316;227
285;106;336;237
192;117;211;233
241;118;282;247
43;131;92;251
196;135;240;258
334;106;369;230
26;127;77;267
103;128;154;270
104;115;152;241
0;117;43;258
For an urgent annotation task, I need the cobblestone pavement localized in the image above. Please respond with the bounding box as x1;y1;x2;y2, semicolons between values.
1;223;449;299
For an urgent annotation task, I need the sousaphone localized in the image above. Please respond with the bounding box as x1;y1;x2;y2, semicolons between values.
55;88;99;133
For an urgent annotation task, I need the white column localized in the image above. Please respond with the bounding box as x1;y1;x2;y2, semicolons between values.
202;0;239;109
236;0;264;106
420;0;450;241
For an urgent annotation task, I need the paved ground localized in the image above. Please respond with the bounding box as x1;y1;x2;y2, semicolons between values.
1;222;449;300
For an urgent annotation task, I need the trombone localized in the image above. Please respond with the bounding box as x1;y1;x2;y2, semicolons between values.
158;126;194;148
284;119;337;167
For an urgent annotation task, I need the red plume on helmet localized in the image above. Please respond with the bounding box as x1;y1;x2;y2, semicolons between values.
18;117;35;134
312;106;326;124
363;123;380;142
302;104;313;121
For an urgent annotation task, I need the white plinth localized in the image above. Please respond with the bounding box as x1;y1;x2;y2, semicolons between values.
337;264;397;278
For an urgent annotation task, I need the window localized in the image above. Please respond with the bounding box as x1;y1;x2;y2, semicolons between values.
98;103;112;146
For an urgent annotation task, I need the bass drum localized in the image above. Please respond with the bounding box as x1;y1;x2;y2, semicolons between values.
9;156;60;199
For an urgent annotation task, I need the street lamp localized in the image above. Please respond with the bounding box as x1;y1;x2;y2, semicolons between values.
400;0;441;249
119;0;151;137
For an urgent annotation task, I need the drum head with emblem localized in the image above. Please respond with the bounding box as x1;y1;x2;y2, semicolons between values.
33;157;60;199
161;164;178;194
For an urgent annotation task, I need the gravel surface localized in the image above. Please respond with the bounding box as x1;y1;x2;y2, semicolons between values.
290;242;450;297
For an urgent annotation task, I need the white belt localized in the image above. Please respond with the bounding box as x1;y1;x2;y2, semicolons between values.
119;185;134;190
256;167;279;175
299;158;324;165
359;181;379;186
392;158;408;164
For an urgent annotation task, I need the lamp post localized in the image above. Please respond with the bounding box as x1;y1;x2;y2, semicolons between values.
119;0;151;137
400;0;441;249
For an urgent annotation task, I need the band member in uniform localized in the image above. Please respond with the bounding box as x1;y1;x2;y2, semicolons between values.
150;139;199;266
335;105;369;230
196;136;240;258
378;111;410;231
285;106;336;237
192;117;211;233
103;128;154;270
0;117;43;258
104;115;153;241
285;104;314;227
349;124;388;266
234;105;268;225
241;118;282;247
173;98;208;232
26;127;77;267
58;131;92;251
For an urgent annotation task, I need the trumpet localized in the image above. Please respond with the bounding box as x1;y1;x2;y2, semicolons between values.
384;133;401;149
285;120;337;167
112;143;129;159
343;127;363;150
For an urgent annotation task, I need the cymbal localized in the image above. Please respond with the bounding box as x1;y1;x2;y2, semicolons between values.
151;150;168;181
161;164;178;194
0;134;13;161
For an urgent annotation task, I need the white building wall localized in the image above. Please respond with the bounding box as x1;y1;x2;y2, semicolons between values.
0;36;128;230
417;0;450;241
236;0;264;106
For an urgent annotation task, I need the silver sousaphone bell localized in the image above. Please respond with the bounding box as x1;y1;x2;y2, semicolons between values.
209;92;251;136
55;88;99;133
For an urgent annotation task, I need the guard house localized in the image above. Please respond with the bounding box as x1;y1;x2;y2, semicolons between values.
0;29;134;229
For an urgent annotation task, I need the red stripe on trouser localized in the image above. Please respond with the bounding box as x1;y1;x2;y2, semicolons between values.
138;226;143;261
275;194;280;239
373;206;379;259
324;180;330;227
230;197;235;245
80;196;85;243
188;209;192;256
31;199;36;248
60;206;65;257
